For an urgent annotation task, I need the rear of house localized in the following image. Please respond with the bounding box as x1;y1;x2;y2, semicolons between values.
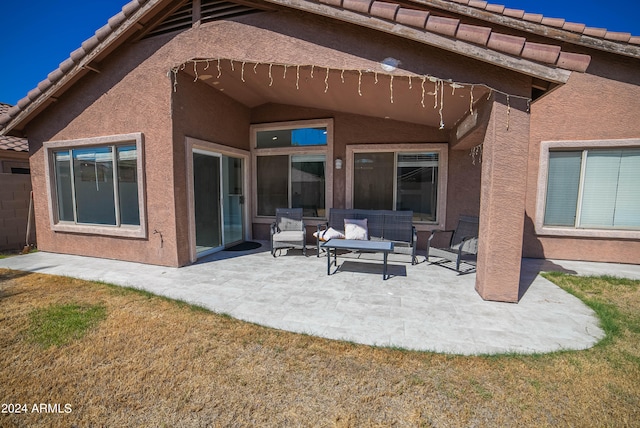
0;0;638;302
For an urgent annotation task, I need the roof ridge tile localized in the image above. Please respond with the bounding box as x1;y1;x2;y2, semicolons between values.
557;51;591;72
485;4;504;14
426;15;460;37
487;32;526;56
583;27;607;38
468;0;487;8
521;41;561;64
108;11;128;28
370;1;399;21
319;0;343;6
541;17;565;28
456;23;492;46
16;97;31;109
562;22;586;33
81;35;101;53
522;13;543;24
502;8;524;19
604;31;632;43
95;23;113;41
122;1;143;16
37;79;53;92
343;0;372;14
59;57;76;74
395;8;429;28
70;47;87;62
459;0;637;41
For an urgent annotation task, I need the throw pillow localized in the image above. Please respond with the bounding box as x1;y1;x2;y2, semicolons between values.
313;227;345;241
344;218;368;240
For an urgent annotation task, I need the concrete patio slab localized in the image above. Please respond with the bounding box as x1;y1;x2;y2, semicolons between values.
1;243;638;355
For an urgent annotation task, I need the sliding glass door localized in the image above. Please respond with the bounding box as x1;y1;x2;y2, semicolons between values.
193;150;244;256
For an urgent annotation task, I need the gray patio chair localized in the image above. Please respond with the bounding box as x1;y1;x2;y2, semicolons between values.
426;215;479;272
270;208;307;257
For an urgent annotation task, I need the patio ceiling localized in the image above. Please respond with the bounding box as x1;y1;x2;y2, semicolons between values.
181;59;491;129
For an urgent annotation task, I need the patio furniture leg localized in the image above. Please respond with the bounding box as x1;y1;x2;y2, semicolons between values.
383;251;388;280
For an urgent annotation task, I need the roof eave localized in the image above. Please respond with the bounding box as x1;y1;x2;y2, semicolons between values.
261;0;571;84
0;0;167;137
411;0;640;59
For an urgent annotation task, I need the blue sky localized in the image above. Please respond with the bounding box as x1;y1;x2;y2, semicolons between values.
1;0;638;106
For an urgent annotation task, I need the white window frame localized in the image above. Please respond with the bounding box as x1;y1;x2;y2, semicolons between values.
43;133;146;238
250;119;334;223
345;143;448;231
536;138;640;239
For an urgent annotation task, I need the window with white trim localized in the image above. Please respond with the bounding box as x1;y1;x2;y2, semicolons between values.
251;120;333;219
544;148;640;229
44;133;146;237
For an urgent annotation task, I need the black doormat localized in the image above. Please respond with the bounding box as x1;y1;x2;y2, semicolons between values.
224;241;262;251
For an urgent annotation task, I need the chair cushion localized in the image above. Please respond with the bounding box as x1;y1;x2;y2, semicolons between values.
272;231;305;242
278;217;303;231
344;218;368;240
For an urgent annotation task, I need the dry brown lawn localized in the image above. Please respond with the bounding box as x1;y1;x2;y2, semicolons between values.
1;268;639;427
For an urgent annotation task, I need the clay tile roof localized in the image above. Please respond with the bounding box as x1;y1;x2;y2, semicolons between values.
456;0;638;45
313;0;593;72
0;134;28;152
0;104;27;151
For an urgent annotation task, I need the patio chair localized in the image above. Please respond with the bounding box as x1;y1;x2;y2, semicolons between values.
270;208;307;257
426;215;479;272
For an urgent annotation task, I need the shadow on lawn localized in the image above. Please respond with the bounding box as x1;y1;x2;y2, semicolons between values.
0;269;39;301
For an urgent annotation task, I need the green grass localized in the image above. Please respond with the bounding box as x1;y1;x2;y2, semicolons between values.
26;303;107;348
542;272;639;347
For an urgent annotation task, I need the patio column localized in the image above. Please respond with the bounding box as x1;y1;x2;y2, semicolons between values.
475;95;530;303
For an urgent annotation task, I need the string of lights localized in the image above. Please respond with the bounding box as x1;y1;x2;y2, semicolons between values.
171;58;533;162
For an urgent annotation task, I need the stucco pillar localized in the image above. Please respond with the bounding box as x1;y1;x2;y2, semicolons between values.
475;95;530;302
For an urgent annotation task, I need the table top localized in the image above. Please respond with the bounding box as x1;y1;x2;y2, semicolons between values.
321;239;394;252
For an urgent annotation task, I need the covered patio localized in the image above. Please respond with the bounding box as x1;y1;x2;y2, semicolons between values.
173;53;536;303
0;244;628;355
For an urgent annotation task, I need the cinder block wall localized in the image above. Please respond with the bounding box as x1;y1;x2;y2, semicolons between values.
0;174;35;251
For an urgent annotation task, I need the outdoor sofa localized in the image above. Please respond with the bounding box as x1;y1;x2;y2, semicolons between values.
315;208;418;264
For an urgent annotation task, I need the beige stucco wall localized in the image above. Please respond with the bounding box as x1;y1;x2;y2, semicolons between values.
525;51;640;265
27;33;180;265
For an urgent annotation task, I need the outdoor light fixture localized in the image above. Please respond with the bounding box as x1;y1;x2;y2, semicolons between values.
380;57;400;72
335;158;343;170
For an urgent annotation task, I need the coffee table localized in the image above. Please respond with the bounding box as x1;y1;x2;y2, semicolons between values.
321;239;394;280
